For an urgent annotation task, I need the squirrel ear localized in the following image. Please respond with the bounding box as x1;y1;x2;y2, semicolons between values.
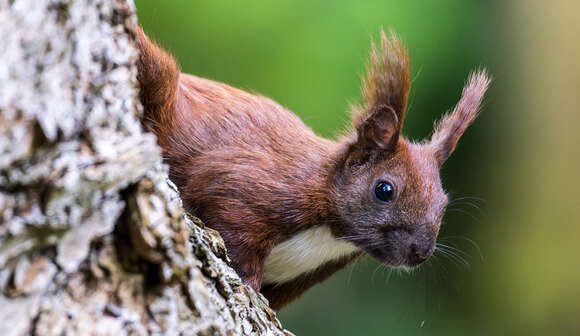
350;30;409;152
356;105;399;151
361;30;410;134
430;70;491;165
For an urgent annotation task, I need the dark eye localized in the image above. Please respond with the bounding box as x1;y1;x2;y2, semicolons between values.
374;181;395;203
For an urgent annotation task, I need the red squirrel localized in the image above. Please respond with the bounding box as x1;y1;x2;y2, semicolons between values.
135;26;490;310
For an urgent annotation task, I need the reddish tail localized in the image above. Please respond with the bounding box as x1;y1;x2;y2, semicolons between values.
134;26;180;139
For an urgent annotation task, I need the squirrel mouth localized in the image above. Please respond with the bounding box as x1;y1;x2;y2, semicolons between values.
357;227;435;267
367;245;434;268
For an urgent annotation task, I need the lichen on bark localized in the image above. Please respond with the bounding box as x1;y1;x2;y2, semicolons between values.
0;0;291;335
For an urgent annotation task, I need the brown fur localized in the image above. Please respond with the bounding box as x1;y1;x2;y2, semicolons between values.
134;26;490;309
135;26;179;146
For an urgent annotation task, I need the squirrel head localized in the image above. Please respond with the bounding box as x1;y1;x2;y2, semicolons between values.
330;30;490;267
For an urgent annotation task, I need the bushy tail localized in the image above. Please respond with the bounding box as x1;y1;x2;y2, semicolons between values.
134;26;180;135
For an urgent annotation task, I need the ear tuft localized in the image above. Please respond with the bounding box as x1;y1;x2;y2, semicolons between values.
352;29;410;135
350;29;410;152
430;69;491;164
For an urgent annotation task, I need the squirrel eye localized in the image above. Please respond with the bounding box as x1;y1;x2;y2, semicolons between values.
374;181;395;203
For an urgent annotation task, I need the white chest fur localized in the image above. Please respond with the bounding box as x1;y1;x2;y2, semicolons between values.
262;225;359;285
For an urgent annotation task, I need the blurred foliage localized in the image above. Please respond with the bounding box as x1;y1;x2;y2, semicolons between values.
136;1;580;335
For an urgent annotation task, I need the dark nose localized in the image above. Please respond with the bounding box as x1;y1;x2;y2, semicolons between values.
408;243;433;265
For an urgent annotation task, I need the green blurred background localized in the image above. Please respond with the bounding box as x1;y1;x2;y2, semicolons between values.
135;1;580;335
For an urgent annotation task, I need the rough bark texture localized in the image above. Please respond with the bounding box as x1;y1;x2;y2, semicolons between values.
0;1;291;335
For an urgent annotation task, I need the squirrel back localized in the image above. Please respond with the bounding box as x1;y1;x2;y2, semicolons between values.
135;26;334;186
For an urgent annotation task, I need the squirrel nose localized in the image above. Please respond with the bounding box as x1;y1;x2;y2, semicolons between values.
408;243;432;265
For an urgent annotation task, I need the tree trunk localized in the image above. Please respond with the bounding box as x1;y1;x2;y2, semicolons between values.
0;0;291;335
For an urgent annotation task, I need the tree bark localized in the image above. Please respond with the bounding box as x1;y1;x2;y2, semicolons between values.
0;0;291;335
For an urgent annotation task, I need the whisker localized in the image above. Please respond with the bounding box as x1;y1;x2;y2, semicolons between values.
436;242;471;258
449;196;487;203
384;267;394;286
446;208;481;222
441;248;470;268
346;257;360;287
358;241;389;248
371;263;386;284
336;235;373;241
439;236;484;261
436;247;470;268
449;201;483;212
435;248;462;268
430;254;450;279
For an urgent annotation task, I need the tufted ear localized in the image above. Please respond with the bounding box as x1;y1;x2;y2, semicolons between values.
351;29;410;151
355;105;399;150
430;70;491;165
